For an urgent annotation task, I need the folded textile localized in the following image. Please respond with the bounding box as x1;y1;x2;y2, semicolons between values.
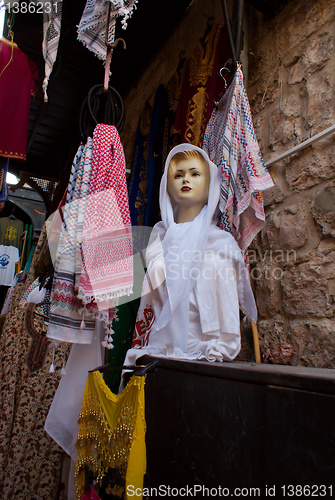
203;66;274;250
79;124;133;311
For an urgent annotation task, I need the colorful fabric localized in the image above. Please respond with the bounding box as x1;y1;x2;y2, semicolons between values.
0;38;38;160
47;139;96;344
172;23;230;147
77;0;138;61
75;372;146;500
0;157;8;201
42;0;63;101
127;93;154;226
203;67;274;250
0;297;70;499
79;124;133;311
0;235;71;500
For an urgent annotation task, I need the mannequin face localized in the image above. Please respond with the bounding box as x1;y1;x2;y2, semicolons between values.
167;157;210;208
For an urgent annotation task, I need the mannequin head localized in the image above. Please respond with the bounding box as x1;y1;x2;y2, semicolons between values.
167;149;210;223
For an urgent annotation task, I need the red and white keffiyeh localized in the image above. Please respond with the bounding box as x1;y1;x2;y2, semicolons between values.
78;124;133;311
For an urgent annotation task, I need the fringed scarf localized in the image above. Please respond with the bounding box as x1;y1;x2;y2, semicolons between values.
42;0;63;102
203;66;274;251
79;124;133;312
47;139;96;344
77;0;138;61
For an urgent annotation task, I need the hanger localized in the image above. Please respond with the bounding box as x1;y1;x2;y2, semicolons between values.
8;208;16;220
89;360;158;376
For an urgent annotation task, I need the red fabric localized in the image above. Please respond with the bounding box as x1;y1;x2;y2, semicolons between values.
172;23;230;147
81;487;101;500
79;124;133;310
0;39;38;160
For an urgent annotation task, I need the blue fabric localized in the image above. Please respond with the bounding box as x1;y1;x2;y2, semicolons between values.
0;158;8;202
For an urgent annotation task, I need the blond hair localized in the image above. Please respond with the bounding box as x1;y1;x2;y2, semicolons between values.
167;149;209;184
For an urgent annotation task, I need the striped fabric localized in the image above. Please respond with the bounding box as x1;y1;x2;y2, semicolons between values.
47;139;96;344
42;0;63;102
203;67;274;250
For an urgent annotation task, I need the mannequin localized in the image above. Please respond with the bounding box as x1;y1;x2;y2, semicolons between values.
124;144;257;369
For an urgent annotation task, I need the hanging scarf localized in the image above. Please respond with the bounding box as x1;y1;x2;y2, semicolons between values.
202;66;274;251
47;139;96;344
77;0;138;61
124;144;257;368
79;124;133;311
42;0;63;102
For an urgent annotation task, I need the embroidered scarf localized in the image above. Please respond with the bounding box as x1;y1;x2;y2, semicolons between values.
202;67;274;250
79;124;133;311
47;139;96;344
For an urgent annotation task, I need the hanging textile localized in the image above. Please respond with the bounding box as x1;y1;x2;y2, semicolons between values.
75;372;146;500
202;66;274;250
0;227;70;500
0;216;24;249
0;244;19;286
42;0;63;101
172;23;230;147
0;157;9;202
47;139;96;344
77;0;138;61
149;79;182;227
0;38;38;160
78;124;133;311
127;93;154;226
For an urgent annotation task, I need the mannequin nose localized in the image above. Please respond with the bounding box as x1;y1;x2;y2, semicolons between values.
183;177;190;184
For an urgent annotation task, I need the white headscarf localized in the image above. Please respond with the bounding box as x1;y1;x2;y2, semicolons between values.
149;144;221;352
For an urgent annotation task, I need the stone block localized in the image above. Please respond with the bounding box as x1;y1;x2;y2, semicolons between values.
304;70;333;127
257;319;285;357
269;107;297;148
282;261;333;317
288;320;335;368
263;184;284;207
286;32;333;85
260;203;308;251
285;142;335;192
253;261;283;318
312;182;335;237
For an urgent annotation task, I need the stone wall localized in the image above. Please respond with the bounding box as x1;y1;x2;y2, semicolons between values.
248;0;335;367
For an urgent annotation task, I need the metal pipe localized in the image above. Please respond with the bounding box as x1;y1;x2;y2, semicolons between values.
233;0;244;60
221;0;236;62
265;124;335;168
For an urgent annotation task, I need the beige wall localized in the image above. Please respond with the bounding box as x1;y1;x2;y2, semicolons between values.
248;0;335;367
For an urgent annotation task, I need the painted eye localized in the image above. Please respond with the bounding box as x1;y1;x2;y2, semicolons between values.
192;172;200;176
175;174;182;178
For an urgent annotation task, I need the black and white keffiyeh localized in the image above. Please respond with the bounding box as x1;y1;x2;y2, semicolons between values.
42;0;63;102
77;0;138;60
